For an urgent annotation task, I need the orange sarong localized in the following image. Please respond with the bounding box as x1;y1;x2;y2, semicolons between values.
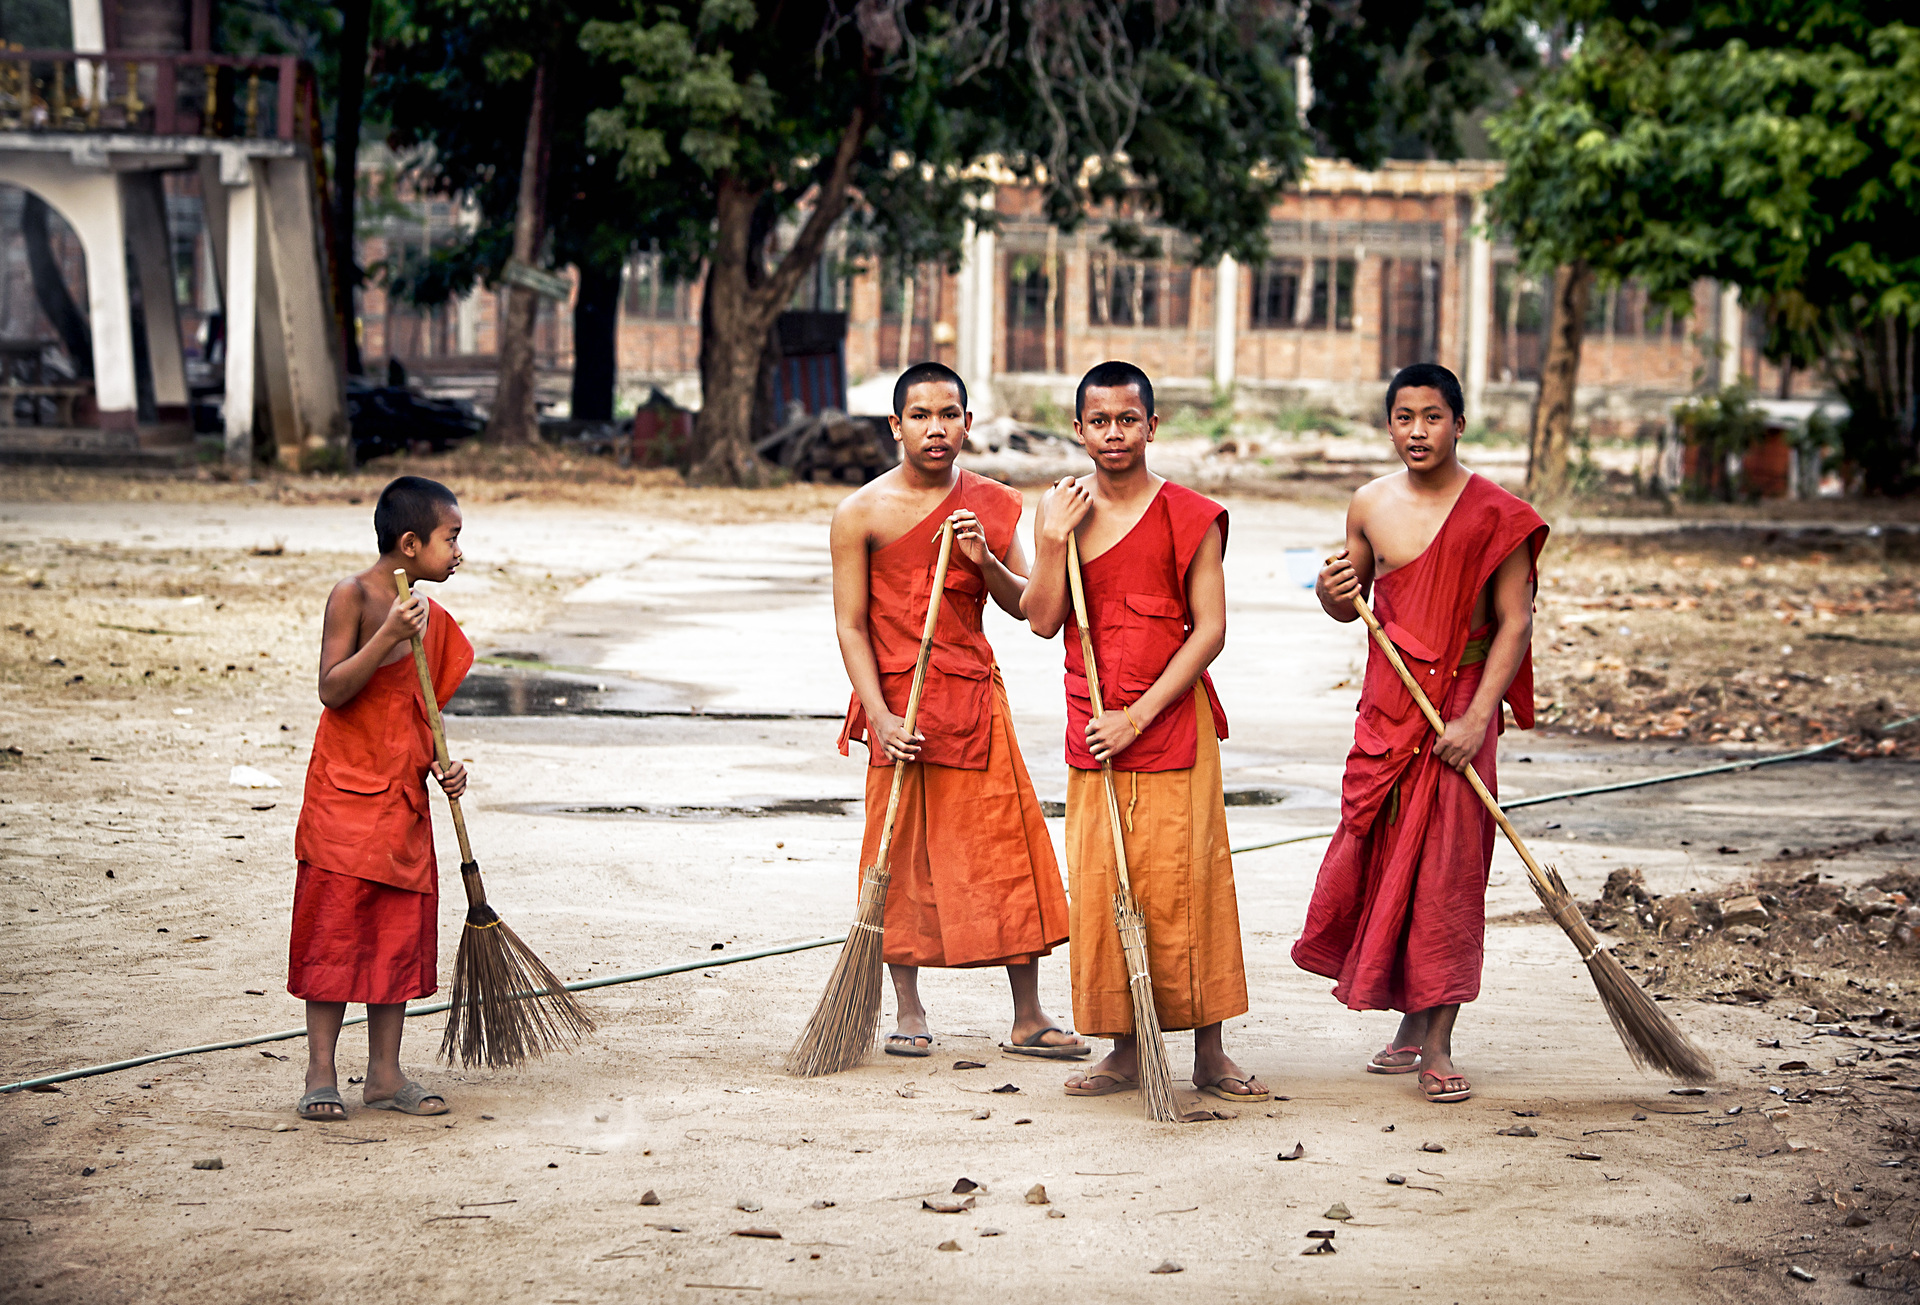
288;598;472;1004
860;673;1069;969
1065;683;1247;1036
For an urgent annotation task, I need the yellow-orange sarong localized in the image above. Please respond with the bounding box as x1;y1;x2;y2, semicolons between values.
1065;683;1248;1036
860;673;1069;969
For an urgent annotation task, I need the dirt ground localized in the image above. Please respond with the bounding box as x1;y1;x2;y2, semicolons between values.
2;459;1918;1303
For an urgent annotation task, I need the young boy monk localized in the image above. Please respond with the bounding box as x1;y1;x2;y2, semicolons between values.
288;475;473;1120
1293;363;1547;1104
832;362;1086;1060
1024;360;1266;1103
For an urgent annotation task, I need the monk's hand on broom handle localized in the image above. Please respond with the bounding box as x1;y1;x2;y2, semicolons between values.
395;572;479;882
868;522;956;877
1065;535;1138;898
1342;581;1555;900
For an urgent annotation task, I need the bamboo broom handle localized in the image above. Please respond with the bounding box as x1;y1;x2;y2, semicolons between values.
396;571;478;879
1344;584;1555;901
1065;534;1138;898
868;521;956;873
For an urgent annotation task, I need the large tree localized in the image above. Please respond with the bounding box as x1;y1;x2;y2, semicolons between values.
370;0;710;433
1488;0;1920;495
580;0;1526;485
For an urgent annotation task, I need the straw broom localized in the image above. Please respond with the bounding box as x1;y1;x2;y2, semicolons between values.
786;522;956;1077
1345;585;1715;1084
1065;534;1182;1122
396;572;594;1069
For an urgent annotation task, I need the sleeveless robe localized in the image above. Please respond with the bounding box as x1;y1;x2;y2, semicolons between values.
1293;473;1548;1012
838;471;1068;968
288;597;471;1005
1062;482;1248;1035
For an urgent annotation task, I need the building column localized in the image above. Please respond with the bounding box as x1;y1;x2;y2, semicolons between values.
70;174;138;432
955;191;996;415
1718;283;1742;390
223;164;260;467
1465;193;1492;421
1212;254;1239;392
120;173;190;423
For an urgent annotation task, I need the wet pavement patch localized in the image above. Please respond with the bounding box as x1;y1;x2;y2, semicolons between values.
510;797;860;820
446;670;839;721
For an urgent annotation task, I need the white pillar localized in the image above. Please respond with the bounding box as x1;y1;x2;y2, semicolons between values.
223;165;260;467
1212;254;1238;392
1718;283;1742;389
69;0;103;101
968;194;997;416
1465;194;1492;421
955;220;978;385
455;292;479;354
66;173;137;431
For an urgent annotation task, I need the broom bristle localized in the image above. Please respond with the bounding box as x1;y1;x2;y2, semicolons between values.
440;906;596;1070
785;870;888;1077
1529;863;1716;1084
1114;893;1181;1122
1585;947;1717;1084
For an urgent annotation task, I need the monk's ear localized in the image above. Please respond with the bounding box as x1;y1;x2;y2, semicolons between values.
397;530;422;559
888;413;903;444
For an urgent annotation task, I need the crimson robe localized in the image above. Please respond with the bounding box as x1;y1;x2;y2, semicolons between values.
1292;473;1548;1012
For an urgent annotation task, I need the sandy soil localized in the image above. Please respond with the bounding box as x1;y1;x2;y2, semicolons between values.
2;470;1918;1304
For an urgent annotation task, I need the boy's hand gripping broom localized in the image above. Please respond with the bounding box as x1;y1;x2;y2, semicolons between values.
1066;534;1181;1122
396;572;594;1069
1344;583;1714;1084
786;522;956;1077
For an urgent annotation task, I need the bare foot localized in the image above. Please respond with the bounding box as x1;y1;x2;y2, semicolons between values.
1416;1048;1471;1101
1009;1011;1084;1053
302;1066;346;1120
1068;1039;1138;1091
1367;1045;1421;1073
1192;1049;1267;1100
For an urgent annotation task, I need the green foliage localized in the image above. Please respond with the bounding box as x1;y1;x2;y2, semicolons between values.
1487;0;1920;490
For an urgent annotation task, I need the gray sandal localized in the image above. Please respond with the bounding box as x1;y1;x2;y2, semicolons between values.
364;1080;449;1115
296;1086;347;1121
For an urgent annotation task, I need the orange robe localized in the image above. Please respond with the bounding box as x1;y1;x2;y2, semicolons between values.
288;598;472;1004
838;471;1069;968
1062;483;1247;1036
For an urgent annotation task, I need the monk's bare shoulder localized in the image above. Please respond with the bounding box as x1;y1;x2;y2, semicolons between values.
1347;470;1405;528
831;470;898;538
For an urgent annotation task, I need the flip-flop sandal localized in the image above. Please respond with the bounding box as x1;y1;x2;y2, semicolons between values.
1000;1027;1091;1060
1366;1045;1423;1075
1064;1071;1138;1097
1198;1074;1272;1104
364;1081;449;1115
296;1086;347;1121
1419;1071;1472;1103
884;1033;933;1058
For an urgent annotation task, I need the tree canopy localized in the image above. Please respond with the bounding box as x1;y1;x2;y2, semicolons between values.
1487;0;1920;490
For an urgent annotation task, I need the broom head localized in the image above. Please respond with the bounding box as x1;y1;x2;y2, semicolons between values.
440;879;596;1070
785;865;889;1077
1537;864;1715;1084
1113;890;1181;1122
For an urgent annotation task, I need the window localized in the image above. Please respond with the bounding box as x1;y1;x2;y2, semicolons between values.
1250;257;1353;330
1087;253;1191;329
623;253;689;321
1250;259;1301;328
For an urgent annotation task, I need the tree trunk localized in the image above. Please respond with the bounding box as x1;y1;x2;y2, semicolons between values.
689;107;868;486
569;260;621;421
485;61;551;445
1526;260;1590;501
23;194;92;377
331;0;369;376
1829;310;1917;494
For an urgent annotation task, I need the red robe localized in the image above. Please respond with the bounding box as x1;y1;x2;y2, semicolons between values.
288;598;472;1004
1292;474;1547;1012
1063;481;1229;772
838;471;1069;968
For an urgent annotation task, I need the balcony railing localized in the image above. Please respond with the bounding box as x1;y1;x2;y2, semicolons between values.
0;50;315;142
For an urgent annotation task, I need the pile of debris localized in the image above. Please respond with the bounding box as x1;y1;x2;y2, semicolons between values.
1583;867;1920;1029
755;410;897;484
